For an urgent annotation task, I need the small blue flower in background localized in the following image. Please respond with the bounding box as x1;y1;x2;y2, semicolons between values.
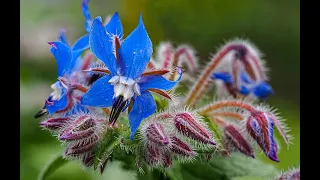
45;39;89;115
81;13;182;139
212;70;273;99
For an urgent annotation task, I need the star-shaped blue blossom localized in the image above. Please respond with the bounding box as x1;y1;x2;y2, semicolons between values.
81;14;182;139
212;71;273;99
45;37;89;115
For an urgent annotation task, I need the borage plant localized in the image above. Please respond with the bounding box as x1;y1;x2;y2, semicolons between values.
34;1;298;180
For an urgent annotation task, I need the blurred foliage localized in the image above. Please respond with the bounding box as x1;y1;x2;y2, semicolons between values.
20;0;299;179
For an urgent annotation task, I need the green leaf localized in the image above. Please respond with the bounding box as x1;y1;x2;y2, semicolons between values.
37;153;68;180
168;153;276;180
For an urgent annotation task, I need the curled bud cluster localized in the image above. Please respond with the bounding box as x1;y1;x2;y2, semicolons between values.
199;99;290;162
139;111;216;168
41;113;106;167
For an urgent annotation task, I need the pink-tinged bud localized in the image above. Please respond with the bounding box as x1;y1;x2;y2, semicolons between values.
246;111;279;162
145;123;169;146
275;167;300;180
40;117;70;130
82;153;94;167
224;125;254;158
59;116;96;141
145;145;161;165
162;153;172;168
64;136;99;156
170;136;196;157
174;113;216;145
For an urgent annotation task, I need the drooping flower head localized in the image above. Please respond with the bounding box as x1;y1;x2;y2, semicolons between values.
81;13;182;139
210;40;273;100
212;71;273;99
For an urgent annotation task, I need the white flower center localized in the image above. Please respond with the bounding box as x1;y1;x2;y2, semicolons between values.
50;82;63;101
109;76;141;101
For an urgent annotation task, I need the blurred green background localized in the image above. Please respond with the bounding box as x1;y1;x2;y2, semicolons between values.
20;0;300;179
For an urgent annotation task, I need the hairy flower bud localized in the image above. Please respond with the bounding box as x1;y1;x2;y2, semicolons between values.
59;114;105;142
170;136;196;157
65;136;99;156
145;145;161;165
174;113;216;145
82;153;94;167
223;125;254;158
246;111;279;162
40;117;70;130
144;123;169;146
162;153;172;168
274;167;300;180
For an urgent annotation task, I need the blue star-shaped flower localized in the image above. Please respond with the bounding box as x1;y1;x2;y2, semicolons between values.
212;71;273;99
81;14;182;139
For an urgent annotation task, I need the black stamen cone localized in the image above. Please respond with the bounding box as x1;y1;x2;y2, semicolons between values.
109;95;129;125
34;105;48;118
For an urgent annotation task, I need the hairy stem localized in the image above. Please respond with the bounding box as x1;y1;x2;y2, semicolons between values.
199;100;255;115
185;44;241;106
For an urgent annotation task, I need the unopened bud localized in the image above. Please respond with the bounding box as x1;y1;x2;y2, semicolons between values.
145;145;161;165
246;111;279;162
40;117;69;130
82;153;94;167
145;123;169;146
65;136;99;156
275;167;300;180
170;136;196;157
59;116;96;141
174;113;216;145
224;125;254;158
162;153;172;168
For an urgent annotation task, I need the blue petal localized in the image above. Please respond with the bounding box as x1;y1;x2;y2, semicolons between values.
253;81;273;99
72;34;89;53
48;42;74;77
128;91;156;139
81;75;114;107
45;88;68;115
118;13;152;79
212;72;233;83
239;85;250;95
82;0;92;32
104;12;123;38
59;29;69;46
139;72;182;91
240;71;253;84
89;16;117;75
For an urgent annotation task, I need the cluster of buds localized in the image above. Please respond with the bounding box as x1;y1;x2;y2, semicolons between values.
137;110;216;169
185;40;274;108
199;99;291;162
41;113;106;167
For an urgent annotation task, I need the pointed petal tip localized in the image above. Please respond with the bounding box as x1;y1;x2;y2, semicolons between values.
138;12;145;27
82;0;90;5
93;16;103;23
47;42;57;49
268;153;280;162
